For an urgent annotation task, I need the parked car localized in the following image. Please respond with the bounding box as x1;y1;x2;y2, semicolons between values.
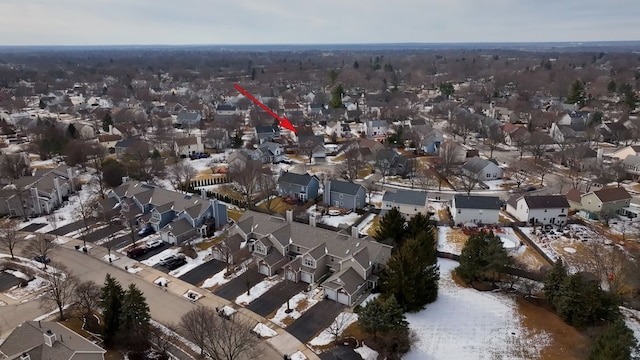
525;186;537;192
165;256;187;270
145;239;164;249
34;255;50;264
158;254;180;266
138;226;155;237
127;247;148;259
281;157;293;164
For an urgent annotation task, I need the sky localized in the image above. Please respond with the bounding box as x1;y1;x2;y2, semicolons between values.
0;0;639;46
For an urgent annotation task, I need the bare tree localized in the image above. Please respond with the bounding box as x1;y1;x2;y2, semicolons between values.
436;141;461;190
206;127;229;151
526;132;549;163
344;147;365;182
76;194;97;248
170;162;197;190
0;152;29;180
459;171;480;195
485;126;504;158
149;323;179;359
25;234;57;269
535;161;553;186
328;312;353;343
40;263;77;320
414;163;437;191
227;160;264;208
258;173;278;214
507;161;530;189
74;280;101;318
179;306;258;360
575;242;636;295
46;213;59;241
0;219;19;259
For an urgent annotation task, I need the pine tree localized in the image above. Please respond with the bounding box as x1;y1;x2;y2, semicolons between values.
102;113;113;132
329;84;345;109
120;283;151;350
607;80;617;93
374;207;406;247
543;259;567;305
99;274;124;346
381;295;408;331
553;273;620;328
406;212;431;239
381;231;439;311
567;80;587;106
589;319;637;360
456;231;511;283
358;298;386;340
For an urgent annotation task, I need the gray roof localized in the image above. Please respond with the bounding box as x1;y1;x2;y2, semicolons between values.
622;155;640;167
163;218;194;236
255;125;280;135
462;157;498;174
258;141;282;155
176;111;202;123
453;195;501;210
278;172;315;187
323;267;364;295
0;321;105;360
523;195;569;209
328;180;364;196
382;189;428;207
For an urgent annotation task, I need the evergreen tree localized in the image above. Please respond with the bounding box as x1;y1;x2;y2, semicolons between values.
543;259;567;304
553;273;620;328
67;123;77;138
589;319;637;360
406;213;431;239
119;283;151;349
99;274;124;346
329;84;345;109
358;298;386;340
381;295;408;331
567;80;587;106
102;113;113;132
456;230;512;283
438;82;455;98
374;207;406;247
381;230;439;311
607;80;617;93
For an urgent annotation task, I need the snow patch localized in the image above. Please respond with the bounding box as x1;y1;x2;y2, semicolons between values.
235;276;282;306
308;311;358;346
252;323;278;338
354;344;379;360
271;289;320;327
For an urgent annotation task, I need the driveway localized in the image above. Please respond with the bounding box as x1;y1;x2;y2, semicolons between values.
82;223;125;243
247;280;308;317
20;223;47;232
135;243;171;261
48;219;97;236
286;300;345;343
213;269;265;301
319;346;361;360
101;233;139;250
179;259;226;286
0;271;22;291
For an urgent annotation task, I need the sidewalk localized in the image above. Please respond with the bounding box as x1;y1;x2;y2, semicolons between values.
57;236;320;360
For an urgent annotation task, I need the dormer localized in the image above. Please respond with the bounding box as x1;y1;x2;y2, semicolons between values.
303;255;316;269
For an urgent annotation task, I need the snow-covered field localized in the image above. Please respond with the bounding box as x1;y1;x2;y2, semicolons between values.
319;212;362;228
404;259;549;360
436;226;456;254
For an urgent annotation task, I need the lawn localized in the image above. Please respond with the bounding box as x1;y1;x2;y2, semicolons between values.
227;208;244;222
195;237;223;251
366;216;380;237
257;197;296;214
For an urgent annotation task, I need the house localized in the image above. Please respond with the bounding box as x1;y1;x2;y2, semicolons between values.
323;180;366;211
176;111;202;127
298;135;326;160
381;189;428;219
554;145;599;171
108;182;228;244
97;134;122;150
113;138;147;158
462;157;503;180
253;141;285;164
622;155;640;178
0;321;105;360
75;123;96;139
216;104;238;116
211;233;251;265
567;187;632;218
375;149;412;177
227;210;392;305
277;172;320;202
0;165;76;218
420;127;444;154
558;111;591;126
612;145;640;160
365;119;389;139
174;136;205;157
254;125;280;144
308;103;325;115
450;195;501;225
504;127;530;146
549;122;587;143
506;194;569;226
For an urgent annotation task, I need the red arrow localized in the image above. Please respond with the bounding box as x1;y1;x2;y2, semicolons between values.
233;84;297;134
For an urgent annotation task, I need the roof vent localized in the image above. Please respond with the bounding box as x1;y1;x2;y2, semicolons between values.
20;353;30;360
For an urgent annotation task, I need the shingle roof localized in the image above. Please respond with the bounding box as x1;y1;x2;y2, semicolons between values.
164;218;194;236
176;111;202;122
453;195;501;210
175;137;198;146
523;195;569;209
323;267;364;295
382;189;428;207
565;188;583;203
328;180;364;196
462;157;496;174
278;172;315;187
622;155;640;167
593;187;631;203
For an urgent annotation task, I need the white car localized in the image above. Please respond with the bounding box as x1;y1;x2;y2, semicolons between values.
158;254;180;266
145;239;164;249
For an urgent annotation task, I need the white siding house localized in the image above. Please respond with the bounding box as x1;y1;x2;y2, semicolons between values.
506;195;569;226
450;195;501;225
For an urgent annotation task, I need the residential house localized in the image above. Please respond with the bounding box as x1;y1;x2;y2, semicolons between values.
549;122;587;143
216;104;238;116
506;194;569;226
504;127;530;146
228;210;392;305
108;182;228;244
375;149;412;177
0;165;76;218
622;155;640;178
174;136;204;157
612;145;640;160
381;189;429;219
277;172;320;202
598;121;631;144
176;111;202;128
75;123;96;139
211;233;251;265
254;125;281;144
419;127;444;154
450;195;501;225
558;111;591;126
0;321;105;360
462;157;503;180
308;103;325;115
113;138;147;158
298;135;326;160
566;186;632;218
365;119;389;140
97;134;122;150
228;150;251;169
253;141;285;164
555;145;599;171
324;180;366;211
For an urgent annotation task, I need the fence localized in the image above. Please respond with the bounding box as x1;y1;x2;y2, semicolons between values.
510;224;555;266
189;176;229;187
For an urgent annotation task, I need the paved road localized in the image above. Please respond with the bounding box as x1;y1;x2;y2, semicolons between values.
20;223;47;232
247;281;308;317
179;260;226;286
286;300;345;343
101;232;139;250
0;271;22;291
214;269;265;301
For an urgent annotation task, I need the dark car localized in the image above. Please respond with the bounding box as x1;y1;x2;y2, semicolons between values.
164;256;187;270
138;226;155;237
34;255;51;264
127;247;148;259
525;186;537;192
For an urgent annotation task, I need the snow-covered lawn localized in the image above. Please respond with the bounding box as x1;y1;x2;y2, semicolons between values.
201;269;231;289
483;179;510;190
436;226;457;254
308;311;358;347
404;259;549;360
354;344;379;360
621;307;640;359
252;323;278;338
4;277;49;300
358;214;376;236
4;269;31;281
271;289;321;327
319;212;362;228
235;276;282;306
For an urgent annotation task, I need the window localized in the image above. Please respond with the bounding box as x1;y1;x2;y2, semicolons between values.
304;257;315;268
339;194;343;199
544;209;547;212
561;208;565;213
486;174;491;178
255;243;266;255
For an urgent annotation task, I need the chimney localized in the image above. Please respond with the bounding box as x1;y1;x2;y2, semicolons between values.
351;225;359;239
20;353;30;360
596;148;603;162
31;187;41;215
66;167;75;192
53;177;63;205
201;188;207;199
309;213;316;227
43;329;56;347
285;209;293;224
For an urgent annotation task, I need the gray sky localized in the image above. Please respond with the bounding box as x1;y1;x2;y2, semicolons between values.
0;0;639;45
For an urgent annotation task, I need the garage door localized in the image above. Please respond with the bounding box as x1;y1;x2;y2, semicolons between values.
286;270;297;282
259;263;269;276
324;288;337;301
301;272;312;284
337;290;349;305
